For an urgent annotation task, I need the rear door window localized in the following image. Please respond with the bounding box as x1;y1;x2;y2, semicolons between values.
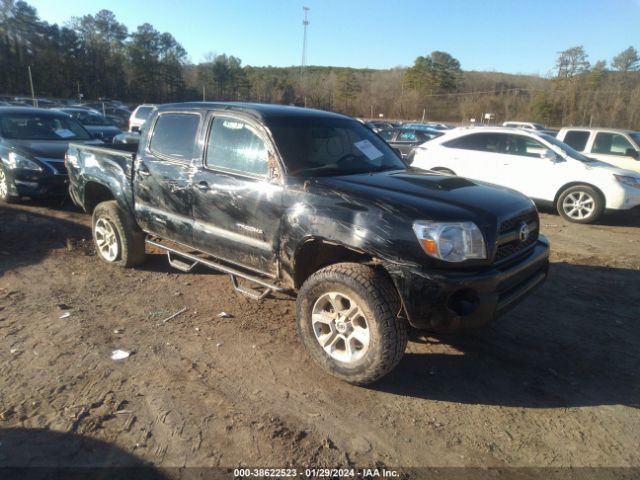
563;130;590;151
444;133;503;153
149;113;200;161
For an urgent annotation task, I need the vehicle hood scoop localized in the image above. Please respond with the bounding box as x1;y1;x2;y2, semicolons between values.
317;169;536;223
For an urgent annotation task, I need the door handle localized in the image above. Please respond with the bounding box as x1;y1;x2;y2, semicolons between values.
195;181;210;192
137;163;150;177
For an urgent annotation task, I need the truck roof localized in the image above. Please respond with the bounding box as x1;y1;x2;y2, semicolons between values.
158;102;353;123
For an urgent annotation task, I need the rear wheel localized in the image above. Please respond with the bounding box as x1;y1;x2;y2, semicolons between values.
556;185;604;224
0;167;18;203
92;200;146;267
296;263;407;385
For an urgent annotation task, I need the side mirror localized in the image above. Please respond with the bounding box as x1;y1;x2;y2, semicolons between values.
625;148;639;159
541;148;562;163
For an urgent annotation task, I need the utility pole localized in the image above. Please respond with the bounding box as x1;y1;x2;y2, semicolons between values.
301;7;310;71
28;66;37;107
300;6;310;107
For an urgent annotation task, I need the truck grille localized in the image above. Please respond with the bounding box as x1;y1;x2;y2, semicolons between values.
495;211;539;263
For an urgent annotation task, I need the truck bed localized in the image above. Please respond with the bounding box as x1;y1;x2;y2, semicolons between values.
66;142;138;214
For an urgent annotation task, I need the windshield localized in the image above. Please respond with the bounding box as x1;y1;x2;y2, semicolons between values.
629;131;640;147
540;134;595;162
0;113;91;140
268;117;407;176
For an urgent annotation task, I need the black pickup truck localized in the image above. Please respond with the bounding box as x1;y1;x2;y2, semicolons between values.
66;102;549;385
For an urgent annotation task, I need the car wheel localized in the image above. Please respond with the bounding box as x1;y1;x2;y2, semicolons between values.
432;167;456;176
0;166;18;203
296;262;407;385
92;200;146;267
556;185;604;224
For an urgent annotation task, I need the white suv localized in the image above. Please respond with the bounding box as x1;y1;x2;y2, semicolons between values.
128;104;156;132
411;127;640;223
556;127;640;173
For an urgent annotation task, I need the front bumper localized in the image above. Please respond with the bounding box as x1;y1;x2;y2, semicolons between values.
605;182;640;210
5;167;68;198
387;236;550;331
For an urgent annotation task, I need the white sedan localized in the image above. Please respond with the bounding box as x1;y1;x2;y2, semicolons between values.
411;127;640;223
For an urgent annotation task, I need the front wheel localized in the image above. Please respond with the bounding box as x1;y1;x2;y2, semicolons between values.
92;200;146;267
556;185;604;224
296;263;407;385
0;166;18;203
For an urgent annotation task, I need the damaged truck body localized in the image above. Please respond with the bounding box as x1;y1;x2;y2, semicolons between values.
66;102;549;384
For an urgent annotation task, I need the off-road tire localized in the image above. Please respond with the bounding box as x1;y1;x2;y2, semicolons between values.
92;200;146;267
0;166;18;203
296;262;407;385
556;185;604;224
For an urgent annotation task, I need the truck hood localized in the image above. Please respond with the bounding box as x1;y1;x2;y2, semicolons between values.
4;138;103;159
316;168;536;227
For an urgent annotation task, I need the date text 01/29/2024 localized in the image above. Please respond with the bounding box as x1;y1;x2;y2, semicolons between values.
233;468;399;477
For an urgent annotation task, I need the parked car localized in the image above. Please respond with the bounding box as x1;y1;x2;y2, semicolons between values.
402;122;450;133
556;127;640;173
57;107;123;142
503;121;546;130
0;107;100;202
128;104;156;132
411;127;640;223
378;128;442;159
66;102;549;385
503;121;558;136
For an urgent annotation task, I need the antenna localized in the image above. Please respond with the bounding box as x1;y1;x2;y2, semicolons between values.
301;6;310;69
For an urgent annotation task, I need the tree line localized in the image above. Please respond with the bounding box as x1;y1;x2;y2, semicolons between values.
1;0;639;129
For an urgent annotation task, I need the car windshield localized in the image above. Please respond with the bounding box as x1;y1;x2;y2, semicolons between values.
268;117;407;176
629;131;640;147
541;134;595;162
0;113;91;140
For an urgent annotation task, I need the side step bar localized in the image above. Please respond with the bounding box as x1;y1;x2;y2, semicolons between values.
146;238;286;300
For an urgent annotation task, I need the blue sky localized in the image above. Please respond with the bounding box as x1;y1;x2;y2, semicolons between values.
28;0;640;76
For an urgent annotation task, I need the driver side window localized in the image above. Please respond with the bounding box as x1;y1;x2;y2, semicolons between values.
206;117;269;177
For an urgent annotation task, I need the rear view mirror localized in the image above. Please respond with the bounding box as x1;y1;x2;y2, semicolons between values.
131;126;140;133
624;148;639;159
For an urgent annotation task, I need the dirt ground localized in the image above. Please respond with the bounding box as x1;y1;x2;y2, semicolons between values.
0;198;639;475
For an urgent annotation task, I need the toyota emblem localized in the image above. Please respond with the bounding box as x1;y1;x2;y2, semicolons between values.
519;222;530;242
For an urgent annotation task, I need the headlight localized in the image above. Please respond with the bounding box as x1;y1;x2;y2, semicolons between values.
614;174;640;189
7;152;43;171
413;221;486;262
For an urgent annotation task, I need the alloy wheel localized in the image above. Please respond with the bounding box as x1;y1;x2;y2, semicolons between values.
311;291;370;364
94;218;120;262
562;191;595;221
